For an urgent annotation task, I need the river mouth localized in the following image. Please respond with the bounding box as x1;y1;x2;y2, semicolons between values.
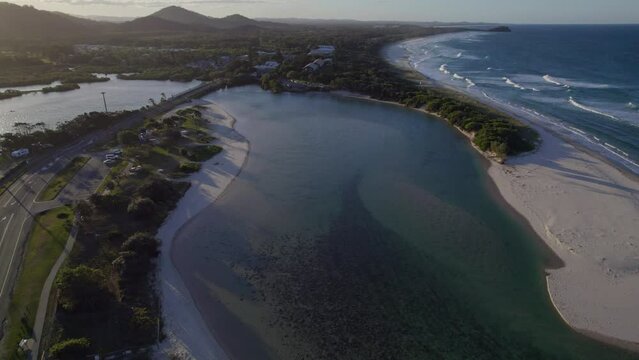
172;86;637;359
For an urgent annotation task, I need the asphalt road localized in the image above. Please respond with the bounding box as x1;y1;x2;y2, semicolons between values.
0;81;217;340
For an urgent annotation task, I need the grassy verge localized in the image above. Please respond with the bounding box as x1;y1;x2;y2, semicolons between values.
38;157;89;202
0;206;73;359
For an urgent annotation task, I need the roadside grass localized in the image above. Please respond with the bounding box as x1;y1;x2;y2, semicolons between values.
0;206;73;359
37;157;90;201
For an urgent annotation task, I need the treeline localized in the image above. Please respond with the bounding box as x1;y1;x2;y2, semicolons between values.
402;91;536;155
0;111;135;152
258;26;537;156
49;178;189;357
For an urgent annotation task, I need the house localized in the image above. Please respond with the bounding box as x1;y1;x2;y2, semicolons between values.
304;58;333;72
257;50;277;57
186;60;217;70
10;148;29;158
254;61;280;74
308;45;335;56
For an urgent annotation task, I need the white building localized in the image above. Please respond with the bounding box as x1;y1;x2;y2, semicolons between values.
304;58;333;72
308;45;335;56
254;61;280;74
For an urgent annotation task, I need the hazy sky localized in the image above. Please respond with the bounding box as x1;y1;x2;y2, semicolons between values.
9;0;639;23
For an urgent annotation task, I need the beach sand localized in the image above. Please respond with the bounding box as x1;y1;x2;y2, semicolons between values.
154;100;249;359
384;41;639;346
488;124;639;345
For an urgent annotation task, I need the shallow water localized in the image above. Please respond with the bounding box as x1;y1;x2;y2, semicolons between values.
173;86;637;359
386;25;639;174
0;74;200;133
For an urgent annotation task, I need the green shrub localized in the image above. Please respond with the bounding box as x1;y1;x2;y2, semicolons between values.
118;129;139;145
179;161;201;173
49;338;91;360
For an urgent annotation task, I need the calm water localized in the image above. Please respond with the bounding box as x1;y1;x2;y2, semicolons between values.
173;86;636;359
387;25;639;174
0;74;200;133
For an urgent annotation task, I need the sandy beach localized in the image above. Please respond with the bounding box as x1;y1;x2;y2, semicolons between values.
384;39;639;346
154;100;249;359
488;124;639;345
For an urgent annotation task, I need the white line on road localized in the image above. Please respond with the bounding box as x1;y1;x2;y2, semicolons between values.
0;216;27;299
0;213;14;250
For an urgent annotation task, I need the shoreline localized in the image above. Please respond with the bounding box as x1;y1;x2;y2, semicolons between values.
383;38;639;348
154;99;249;359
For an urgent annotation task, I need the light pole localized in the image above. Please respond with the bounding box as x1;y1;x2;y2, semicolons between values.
101;92;108;113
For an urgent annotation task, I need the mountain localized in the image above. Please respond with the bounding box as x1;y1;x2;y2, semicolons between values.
0;3;286;40
124;6;285;32
0;2;109;40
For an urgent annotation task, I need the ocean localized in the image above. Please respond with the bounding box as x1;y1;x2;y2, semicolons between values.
387;25;639;173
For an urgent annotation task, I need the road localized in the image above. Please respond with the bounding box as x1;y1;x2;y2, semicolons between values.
0;80;218;342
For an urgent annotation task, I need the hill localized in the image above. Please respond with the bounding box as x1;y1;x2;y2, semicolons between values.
127;6;285;31
0;2;110;40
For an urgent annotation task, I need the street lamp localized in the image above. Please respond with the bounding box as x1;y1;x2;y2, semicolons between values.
101;92;108;113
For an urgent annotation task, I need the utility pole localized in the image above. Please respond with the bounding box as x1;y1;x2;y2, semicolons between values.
101;92;108;113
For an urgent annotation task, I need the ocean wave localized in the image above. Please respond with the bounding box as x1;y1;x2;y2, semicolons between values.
568;97;619;120
455;52;463;58
465;78;476;88
439;64;450;75
543;75;564;86
502;77;526;90
452;73;465;80
627;102;638;110
543;74;613;89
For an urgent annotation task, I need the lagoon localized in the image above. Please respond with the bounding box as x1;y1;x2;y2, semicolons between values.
173;86;636;359
0;74;200;133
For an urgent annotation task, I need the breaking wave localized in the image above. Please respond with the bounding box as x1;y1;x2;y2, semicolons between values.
502;77;526;90
439;64;450;75
568;97;619;120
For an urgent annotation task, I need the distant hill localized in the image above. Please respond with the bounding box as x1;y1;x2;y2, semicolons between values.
0;2;110;40
0;3;286;40
124;6;285;32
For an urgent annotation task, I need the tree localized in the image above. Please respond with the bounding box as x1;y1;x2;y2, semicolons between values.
49;338;91;360
75;200;93;224
122;232;160;258
127;197;157;219
56;265;110;312
117;129;139;145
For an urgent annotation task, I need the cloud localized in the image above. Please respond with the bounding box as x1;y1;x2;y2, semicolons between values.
42;0;270;6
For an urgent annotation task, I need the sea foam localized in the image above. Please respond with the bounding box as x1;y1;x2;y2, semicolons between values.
568;97;619;120
502;77;526;90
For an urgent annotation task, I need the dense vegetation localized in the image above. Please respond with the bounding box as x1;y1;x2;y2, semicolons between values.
44;107;224;356
0;111;136;152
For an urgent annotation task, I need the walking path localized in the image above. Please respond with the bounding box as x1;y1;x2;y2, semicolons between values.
31;226;77;360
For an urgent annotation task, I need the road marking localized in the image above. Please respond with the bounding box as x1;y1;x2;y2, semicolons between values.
0;216;27;299
0;213;14;250
3;173;37;207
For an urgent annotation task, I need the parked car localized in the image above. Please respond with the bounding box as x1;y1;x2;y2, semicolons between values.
103;159;117;166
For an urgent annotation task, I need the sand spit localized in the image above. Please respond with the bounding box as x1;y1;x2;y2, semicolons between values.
154;100;249;359
489;124;639;345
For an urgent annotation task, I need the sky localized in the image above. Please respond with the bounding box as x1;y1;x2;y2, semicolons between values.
8;0;639;24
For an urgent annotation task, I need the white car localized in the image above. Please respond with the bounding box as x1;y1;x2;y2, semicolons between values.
103;159;117;166
105;153;120;160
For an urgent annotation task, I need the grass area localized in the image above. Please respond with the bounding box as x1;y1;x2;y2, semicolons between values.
0;206;73;359
185;145;222;162
37;157;89;202
96;160;127;195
